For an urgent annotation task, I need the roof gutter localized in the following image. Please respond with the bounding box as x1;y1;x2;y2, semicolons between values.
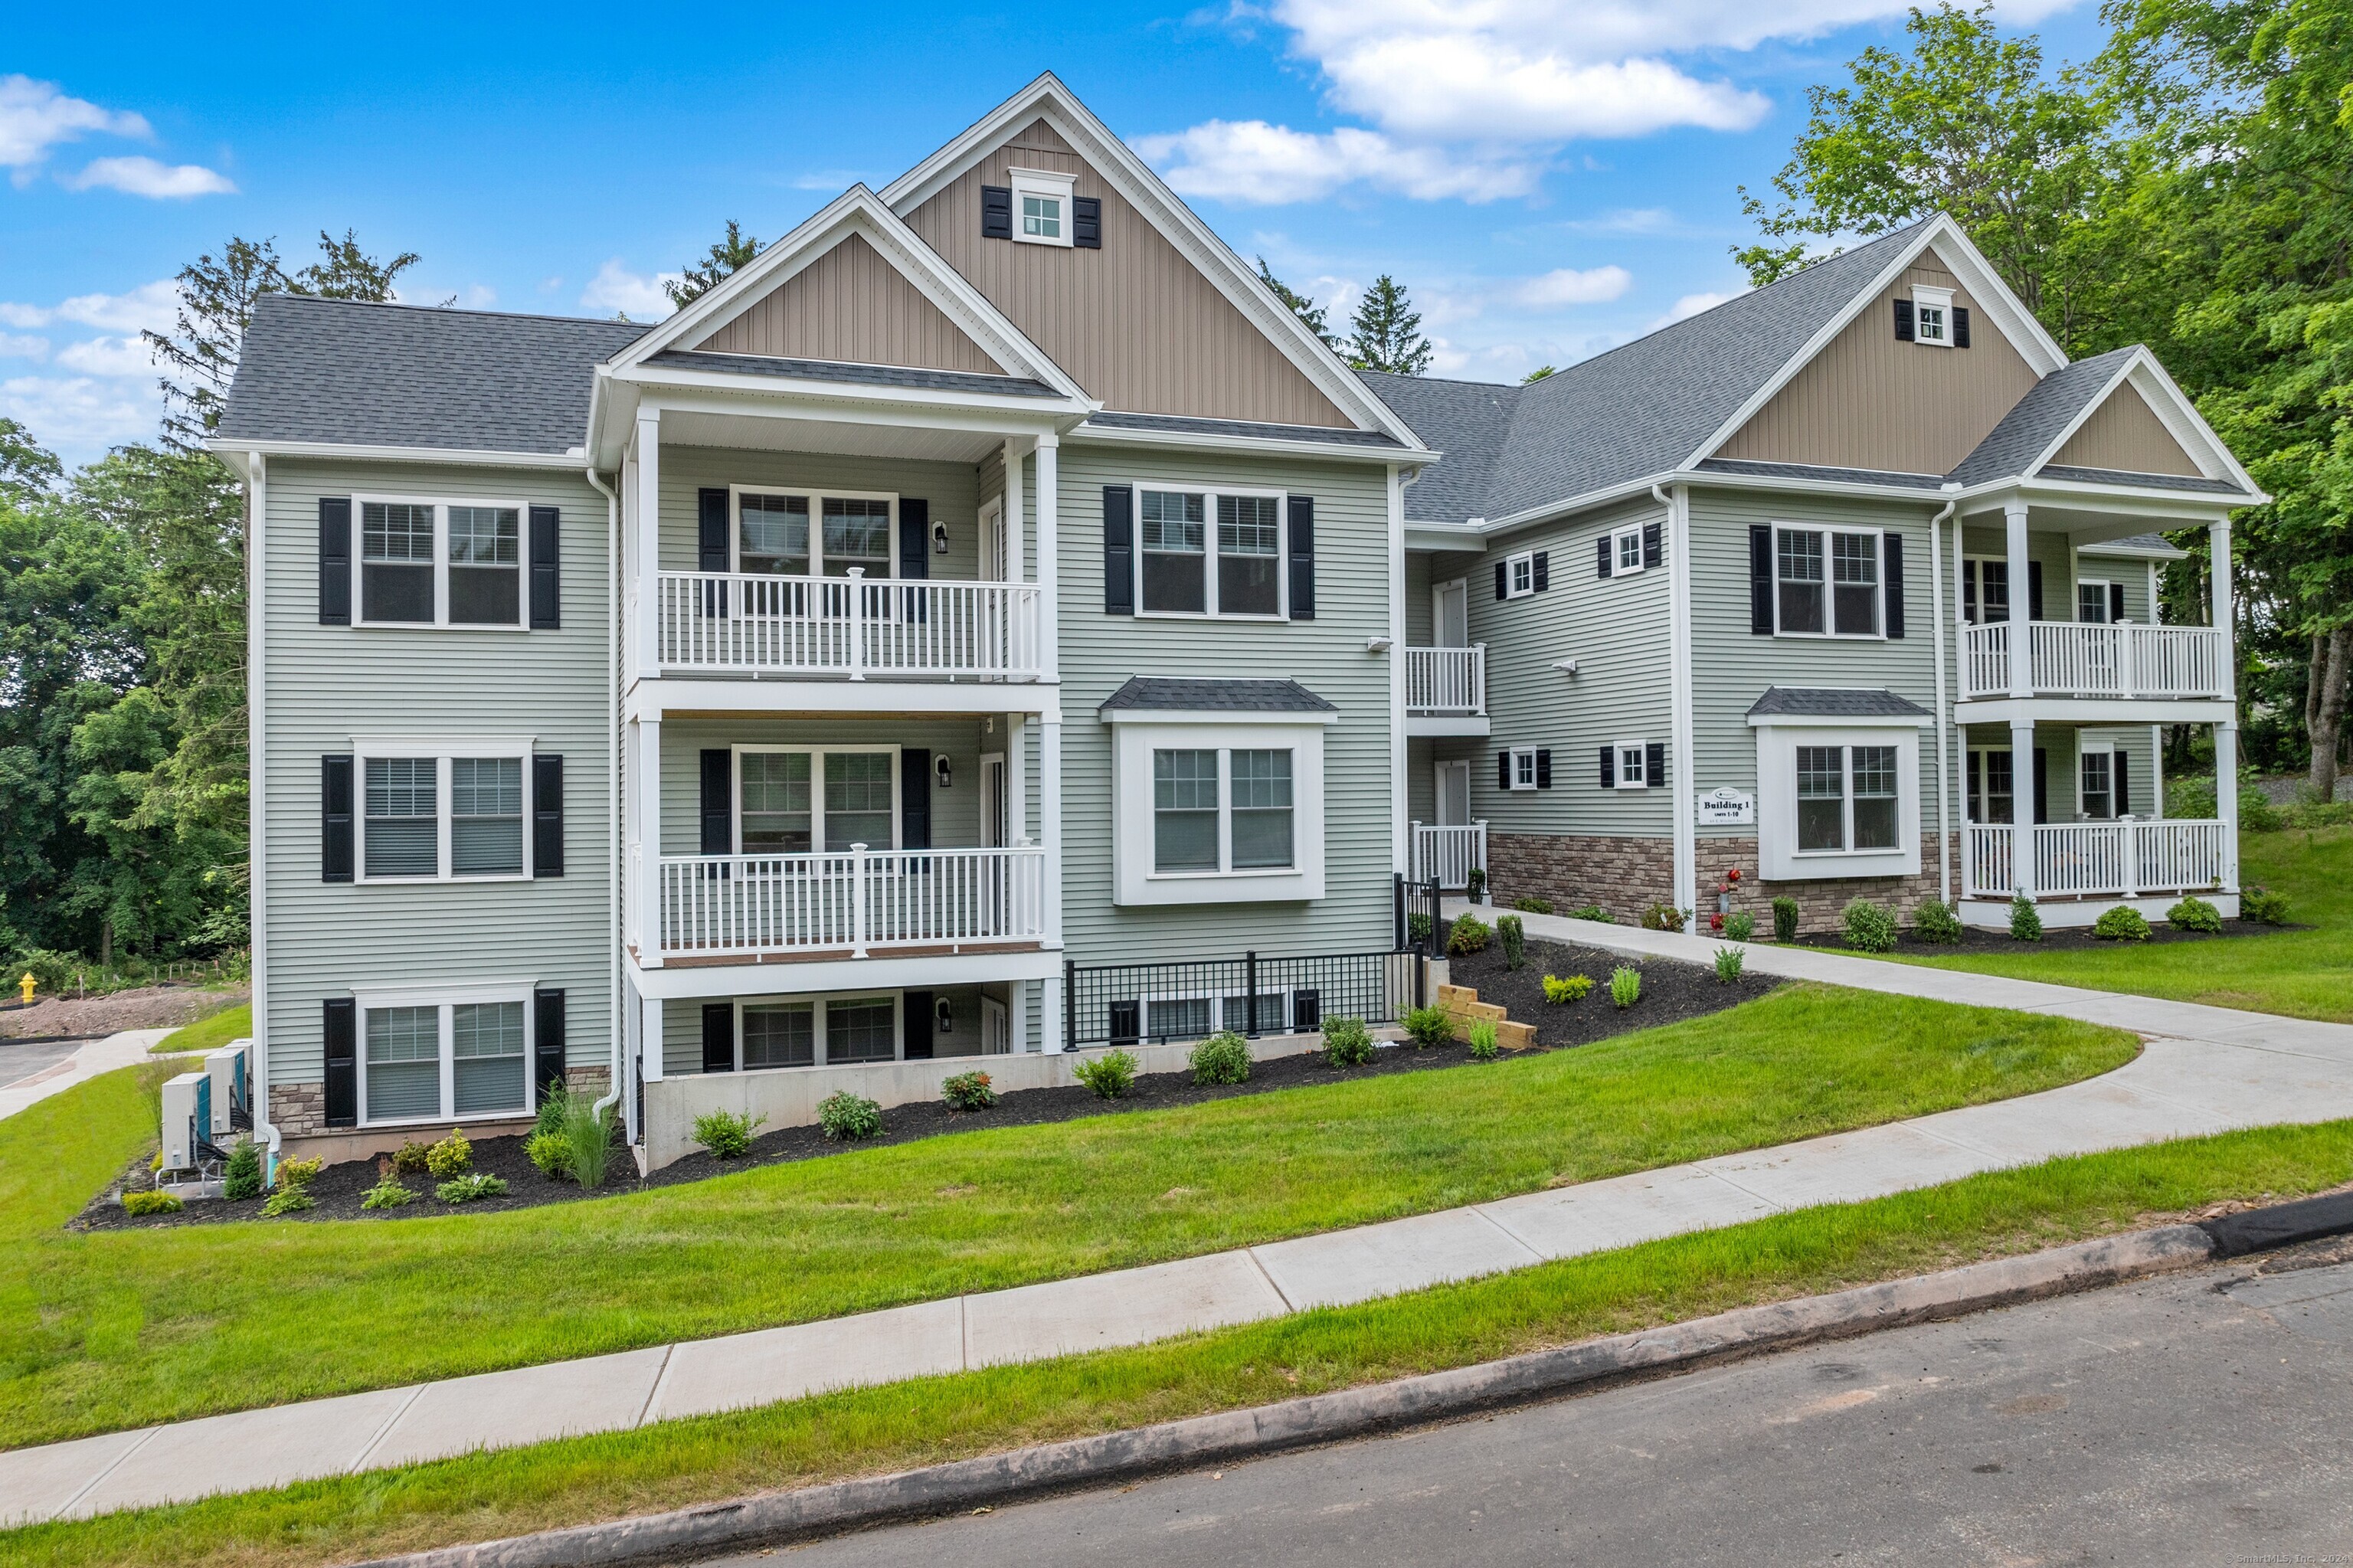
1929;491;1957;905
583;463;623;1125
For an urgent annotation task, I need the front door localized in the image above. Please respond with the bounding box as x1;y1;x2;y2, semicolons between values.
980;754;1007;846
982;996;1010;1055
1435;579;1469;647
982;499;1006;583
1436;760;1471;826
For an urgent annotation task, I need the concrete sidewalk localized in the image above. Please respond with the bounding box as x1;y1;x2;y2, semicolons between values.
0;1028;177;1126
8;933;2353;1527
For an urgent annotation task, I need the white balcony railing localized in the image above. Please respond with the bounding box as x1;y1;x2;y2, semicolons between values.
652;571;1042;680
1411;821;1487;890
1959;621;2227;700
1962;819;2229;899
656;844;1047;961
1406;645;1486;715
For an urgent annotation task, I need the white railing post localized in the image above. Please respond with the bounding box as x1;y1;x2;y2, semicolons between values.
2122;820;2139;898
2119;620;2138;699
850;843;869;957
846;568;866;681
1410;820;1424;882
1471;645;1486;713
1476;820;1488;882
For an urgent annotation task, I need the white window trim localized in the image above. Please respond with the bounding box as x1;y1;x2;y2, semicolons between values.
1110;719;1326;905
352;735;535;884
2079;743;2123;820
731;743;902;855
1612;741;1648;791
1752;721;1923;881
1961;555;2018;625
1502;550;1536;599
2076;577;2119;624
1772;522;1887;640
1009;167;1077;248
732;990;902;1071
1965;744;2018;826
351;493;530;632
1610;525;1645;578
727;484;898;578
350;982;538;1129
1913;285;1955;347
1432;578;1470;647
1508;746;1538;791
1130;482;1290;621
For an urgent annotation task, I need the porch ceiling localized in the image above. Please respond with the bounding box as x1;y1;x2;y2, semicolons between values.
658;408;1010;464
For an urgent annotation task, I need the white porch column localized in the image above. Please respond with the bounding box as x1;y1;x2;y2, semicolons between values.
2004;499;2032;699
637;715;663;967
1003;437;1026;584
1041;717;1064;954
2009;718;2037;902
1036;434;1059;682
634;410;663;682
2216;719;2240;892
1388;464;1409;876
2210;517;2236;696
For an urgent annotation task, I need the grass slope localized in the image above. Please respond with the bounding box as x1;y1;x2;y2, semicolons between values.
11;1118;2350;1568
149;1003;250;1056
1;984;2133;1450
1883;824;2353;1021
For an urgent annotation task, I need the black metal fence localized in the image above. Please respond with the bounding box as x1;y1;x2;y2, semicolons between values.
1065;947;1419;1049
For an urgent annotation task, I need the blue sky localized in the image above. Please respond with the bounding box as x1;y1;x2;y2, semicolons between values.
4;0;2108;467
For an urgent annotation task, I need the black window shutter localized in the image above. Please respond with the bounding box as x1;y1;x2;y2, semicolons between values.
700;749;732;856
529;504;561;629
1595;536;1612;580
533;988;566;1105
2028;561;2045;621
1496;561;1509;599
697;488;730;572
319;497;352;625
1287;496;1315;619
1531;550;1549;593
981;185;1013;240
702;1003;734;1073
2034;748;2050;824
1102;486;1134;614
1641;519;1662;568
1883;532;1906;639
1073;196;1101;249
1749;525;1773;633
903;991;934;1060
532;755;564;877
2109;581;2126;623
898;499;929;581
1599;746;1615;787
1535;748;1552;789
901;748;931;849
1893;299;1915;341
321;755;354;883
2116;750;2132;814
1498;751;1511;790
1952;306;1972;348
1646;741;1667;789
322;999;356;1128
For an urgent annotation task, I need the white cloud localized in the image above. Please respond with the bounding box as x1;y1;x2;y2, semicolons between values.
1137;120;1541;205
0;374;160;457
2;280;182;336
0;333;48;361
62;155;235;198
1651;289;1741;329
1569;207;1677;234
580;260;679;318
0;74;147;169
54;336;157;377
1515;265;1634;306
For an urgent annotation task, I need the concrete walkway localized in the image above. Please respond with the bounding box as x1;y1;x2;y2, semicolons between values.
8;927;2353;1527
0;1029;177;1126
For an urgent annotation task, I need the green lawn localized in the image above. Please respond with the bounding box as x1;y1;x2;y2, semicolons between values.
0;984;2135;1451
149;1002;250;1056
12;1118;2349;1568
1874;823;2353;1022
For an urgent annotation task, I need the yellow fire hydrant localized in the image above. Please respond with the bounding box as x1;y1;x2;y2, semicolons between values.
18;973;34;1005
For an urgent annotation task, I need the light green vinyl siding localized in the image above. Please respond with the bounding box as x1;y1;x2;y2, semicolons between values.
662;982;1003;1077
259;460;613;1086
656;717;1002;854
658;447;983;579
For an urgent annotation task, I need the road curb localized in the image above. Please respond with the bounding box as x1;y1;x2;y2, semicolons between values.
355;1223;2218;1568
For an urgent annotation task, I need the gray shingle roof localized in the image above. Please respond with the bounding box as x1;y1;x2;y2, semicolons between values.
646;349;1063;399
1097;676;1336;713
2039;464;2245;495
1353;373;1523;520
219;293;648;453
1696;457;1948;491
1944;348;2136;486
1085;411;1406;448
2080;530;2189;558
1746;686;1930;720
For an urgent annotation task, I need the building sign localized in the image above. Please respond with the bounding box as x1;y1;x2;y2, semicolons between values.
1697;787;1755;826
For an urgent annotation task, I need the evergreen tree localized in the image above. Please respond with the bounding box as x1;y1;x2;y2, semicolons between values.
1255;257;1339;349
1523;365;1558;383
1347;276;1433;375
667;221;765;309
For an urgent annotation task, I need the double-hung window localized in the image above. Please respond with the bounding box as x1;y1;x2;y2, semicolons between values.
733;994;898;1069
1217;496;1281;615
731;489;894;578
1134;485;1288;617
1775;525;1881;637
1962;558;2011;624
1114;720;1327;905
2080;749;2116;820
1229;749;1294;869
358;987;536;1124
1151;746;1297;873
738;494;811;576
450;758;524;876
358;741;535;880
356;497;525;628
1153;748;1220;871
734;747;896;854
1795;745;1900;853
362;502;435;623
447;506;520;624
1140;489;1207;614
365;758;439;877
1965;749;2014;824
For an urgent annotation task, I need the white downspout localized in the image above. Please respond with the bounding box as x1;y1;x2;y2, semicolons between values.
1929;494;1956;904
584;463;623;1120
245;450;277;1178
1654;483;1695;921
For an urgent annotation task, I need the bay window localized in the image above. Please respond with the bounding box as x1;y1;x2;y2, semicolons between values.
1112;716;1327;904
1795;745;1898;853
1754;719;1923;879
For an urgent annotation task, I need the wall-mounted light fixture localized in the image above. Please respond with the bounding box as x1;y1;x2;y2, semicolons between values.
1365;636;1394;653
1552;658;1579;676
933;519;950;555
935;996;954;1035
934;753;953;788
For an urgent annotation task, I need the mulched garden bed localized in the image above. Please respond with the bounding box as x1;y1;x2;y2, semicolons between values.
1786;917;2302;954
77;941;1773;1232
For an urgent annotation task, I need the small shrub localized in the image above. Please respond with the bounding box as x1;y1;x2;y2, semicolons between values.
1320;1016;1375;1068
1510;895;1553;914
1465;867;1487;902
1569;904;1611;923
1713;946;1745;984
361;1180;416;1210
1446;913;1491;955
1640;903;1686;932
1467;1020;1500;1061
1723;911;1756;943
436;1173;508;1204
533;1087;573;1139
559;1092;617;1190
2242;884;2290;925
390;1140;434;1177
2093;905;2153;941
1609;965;1641;1010
2168;894;2224;934
1841;898;1897;953
1913;899;1964;944
1772;895;1800;943
1497;915;1525;971
2009;893;2043;943
276;1154;323;1190
1189;1031;1252;1085
122;1189;182;1216
1402;1004;1454;1049
525;1130;572;1179
1072;1049;1138;1100
221;1139;263;1201
260;1187;314;1218
424;1129;472;1179
1541;973;1592;1005
819;1089;885;1138
941;1070;998;1111
693;1108;766;1160
1406;912;1434;948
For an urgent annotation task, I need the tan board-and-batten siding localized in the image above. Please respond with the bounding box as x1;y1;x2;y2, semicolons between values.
695;231;1005;375
2051;381;2203;476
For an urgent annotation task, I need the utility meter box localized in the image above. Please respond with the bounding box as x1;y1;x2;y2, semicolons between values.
202;1042;249;1136
160;1071;211;1172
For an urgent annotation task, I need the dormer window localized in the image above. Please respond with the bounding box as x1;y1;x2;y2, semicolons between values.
1912;286;1955;348
1010;169;1076;248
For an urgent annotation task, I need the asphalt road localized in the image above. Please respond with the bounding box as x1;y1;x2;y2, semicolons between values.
758;1245;2353;1566
0;1034;83;1088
